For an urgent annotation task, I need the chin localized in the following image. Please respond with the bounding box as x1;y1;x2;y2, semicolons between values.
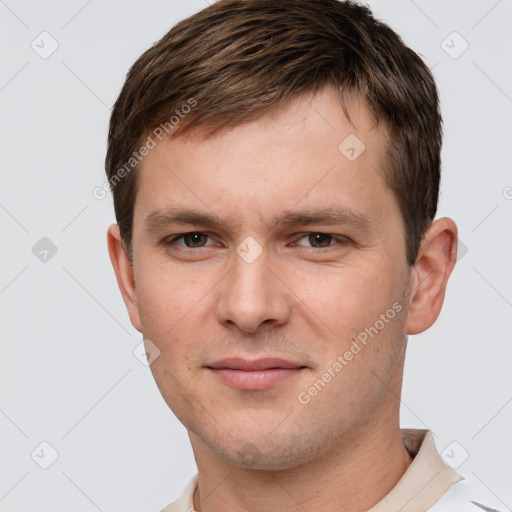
225;443;305;471
196;424;329;471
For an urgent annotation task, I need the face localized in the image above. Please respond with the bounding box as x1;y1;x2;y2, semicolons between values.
116;86;416;470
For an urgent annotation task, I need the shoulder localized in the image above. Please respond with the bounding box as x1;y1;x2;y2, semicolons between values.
430;477;504;512
161;502;194;512
160;474;198;512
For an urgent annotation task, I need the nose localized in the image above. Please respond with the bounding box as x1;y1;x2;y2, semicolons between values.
215;245;291;334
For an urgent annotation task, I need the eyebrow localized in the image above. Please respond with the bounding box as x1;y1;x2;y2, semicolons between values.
144;206;372;233
273;208;371;230
144;207;228;232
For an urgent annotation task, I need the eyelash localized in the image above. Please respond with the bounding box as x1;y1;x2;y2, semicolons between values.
166;232;349;250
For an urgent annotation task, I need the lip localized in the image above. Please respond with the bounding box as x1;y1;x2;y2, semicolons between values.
207;357;305;371
206;358;307;391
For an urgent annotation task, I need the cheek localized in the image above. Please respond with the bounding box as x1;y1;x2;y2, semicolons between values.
292;262;400;335
135;260;215;381
137;268;207;427
296;265;407;412
135;259;202;332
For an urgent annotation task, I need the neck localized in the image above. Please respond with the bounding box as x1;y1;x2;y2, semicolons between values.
190;402;412;511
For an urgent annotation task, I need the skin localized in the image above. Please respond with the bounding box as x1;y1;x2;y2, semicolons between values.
107;84;458;512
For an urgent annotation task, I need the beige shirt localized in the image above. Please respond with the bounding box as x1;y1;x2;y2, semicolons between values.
161;429;465;512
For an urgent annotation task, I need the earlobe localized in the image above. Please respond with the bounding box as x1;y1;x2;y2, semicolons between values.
405;218;458;335
106;224;142;333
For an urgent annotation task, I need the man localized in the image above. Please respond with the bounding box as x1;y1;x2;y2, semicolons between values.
104;1;497;510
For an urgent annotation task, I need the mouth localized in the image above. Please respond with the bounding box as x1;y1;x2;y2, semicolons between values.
205;358;308;391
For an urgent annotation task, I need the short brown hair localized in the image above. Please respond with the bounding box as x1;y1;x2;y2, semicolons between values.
105;0;442;266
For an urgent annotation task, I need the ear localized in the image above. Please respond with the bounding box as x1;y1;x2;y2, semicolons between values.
106;224;142;333
405;217;458;335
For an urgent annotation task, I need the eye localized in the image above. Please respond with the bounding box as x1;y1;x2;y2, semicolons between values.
169;232;214;248
294;233;347;248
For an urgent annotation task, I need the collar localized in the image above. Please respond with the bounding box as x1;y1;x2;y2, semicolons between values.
367;429;462;511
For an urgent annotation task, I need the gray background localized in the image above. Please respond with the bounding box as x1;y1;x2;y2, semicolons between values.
1;0;511;510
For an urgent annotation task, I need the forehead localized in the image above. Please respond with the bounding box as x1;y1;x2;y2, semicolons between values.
133;86;393;229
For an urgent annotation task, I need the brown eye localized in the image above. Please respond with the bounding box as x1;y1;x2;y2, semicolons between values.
182;233;209;247
307;233;333;248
